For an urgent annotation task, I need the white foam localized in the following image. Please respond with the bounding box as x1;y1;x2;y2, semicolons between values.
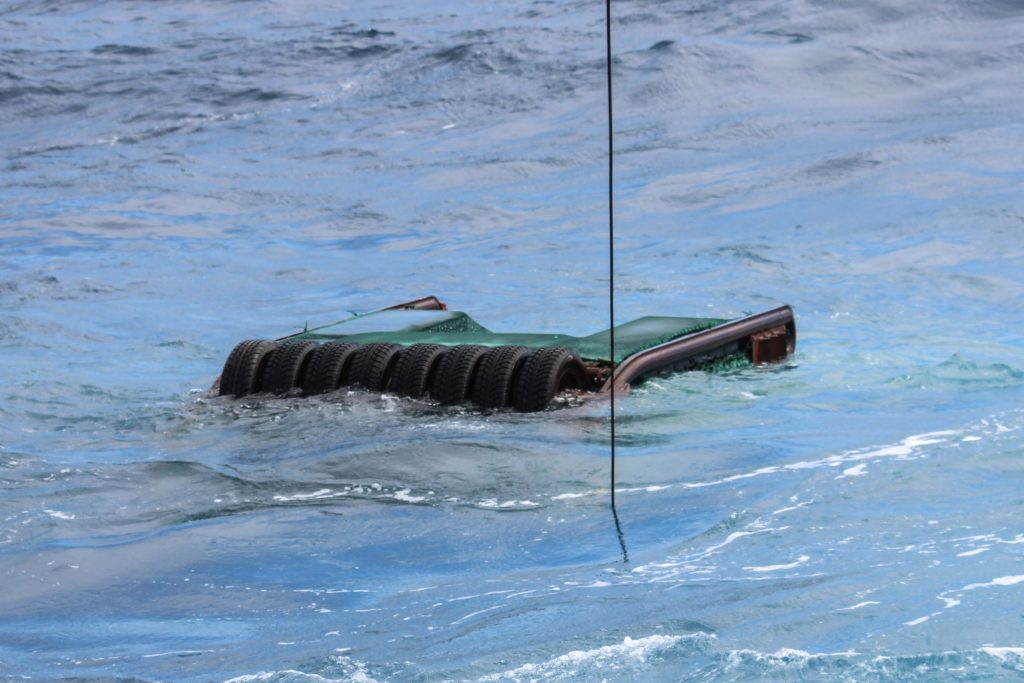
962;575;1024;591
725;647;860;669
616;485;671;493
980;646;1024;663
478;634;703;681
447;589;518;603
836;463;867;479
698;529;773;560
225;669;365;683
904;616;930;626
477;499;541;509
43;509;75;520
631;527;782;576
744;555;809;572
144;649;214;658
450;605;501;625
392;489;425;503
773;499;813;515
551;492;587;500
272;489;342;502
838;601;879;611
957;547;989;557
679;430;956;491
930;575;1023;613
261;656;376;683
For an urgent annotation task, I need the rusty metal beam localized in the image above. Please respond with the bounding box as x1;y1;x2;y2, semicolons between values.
599;305;796;394
384;296;447;311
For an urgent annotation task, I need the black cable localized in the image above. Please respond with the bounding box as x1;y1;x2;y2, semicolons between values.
605;0;616;510
606;0;627;563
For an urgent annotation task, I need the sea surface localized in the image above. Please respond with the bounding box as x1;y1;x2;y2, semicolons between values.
2;0;1024;681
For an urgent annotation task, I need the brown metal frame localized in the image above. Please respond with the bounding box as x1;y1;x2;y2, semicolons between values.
384;295;447;311
599;305;796;394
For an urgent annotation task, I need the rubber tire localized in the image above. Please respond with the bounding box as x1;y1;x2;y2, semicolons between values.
219;339;279;398
470;345;532;409
302;342;361;396
512;346;588;412
348;342;404;391
430;344;490;406
263;340;320;395
390;344;449;398
219;339;261;396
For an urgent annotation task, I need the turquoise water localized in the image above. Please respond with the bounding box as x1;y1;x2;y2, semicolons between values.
2;1;1024;680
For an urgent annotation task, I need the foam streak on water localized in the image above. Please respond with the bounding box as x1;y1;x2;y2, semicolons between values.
2;0;1024;681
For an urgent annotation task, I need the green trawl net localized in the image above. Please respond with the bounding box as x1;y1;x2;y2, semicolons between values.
287;308;728;365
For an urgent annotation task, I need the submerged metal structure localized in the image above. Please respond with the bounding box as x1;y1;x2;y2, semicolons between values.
215;296;796;412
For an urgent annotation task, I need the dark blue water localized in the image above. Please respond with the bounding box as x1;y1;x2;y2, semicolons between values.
2;1;1024;680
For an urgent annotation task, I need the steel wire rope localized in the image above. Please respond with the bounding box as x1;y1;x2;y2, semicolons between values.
606;0;627;563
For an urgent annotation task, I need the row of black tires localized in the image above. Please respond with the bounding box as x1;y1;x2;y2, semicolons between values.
218;340;590;412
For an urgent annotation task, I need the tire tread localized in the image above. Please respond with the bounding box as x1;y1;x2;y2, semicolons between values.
227;340;279;397
512;346;587;412
303;342;361;395
430;344;489;405
391;344;448;398
264;341;320;395
470;345;531;408
348;342;404;391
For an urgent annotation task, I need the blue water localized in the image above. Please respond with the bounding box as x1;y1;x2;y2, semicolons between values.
2;0;1024;680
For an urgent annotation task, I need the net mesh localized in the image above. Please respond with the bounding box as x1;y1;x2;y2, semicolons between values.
289;309;729;364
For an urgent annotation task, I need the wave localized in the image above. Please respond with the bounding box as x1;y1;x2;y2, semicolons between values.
479;633;709;681
218;640;1024;682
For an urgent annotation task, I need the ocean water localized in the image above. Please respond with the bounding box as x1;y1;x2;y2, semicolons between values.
2;0;1024;680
